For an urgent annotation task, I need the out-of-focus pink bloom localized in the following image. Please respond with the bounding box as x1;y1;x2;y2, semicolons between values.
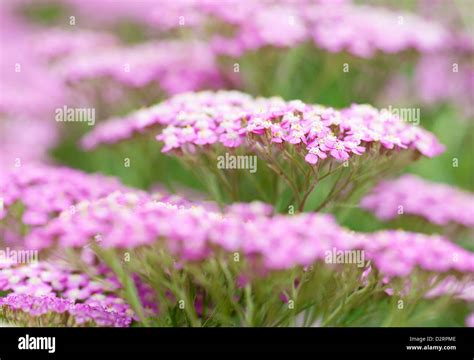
26;193;474;280
0;164;134;247
361;174;474;228
466;313;474;327
55;41;223;95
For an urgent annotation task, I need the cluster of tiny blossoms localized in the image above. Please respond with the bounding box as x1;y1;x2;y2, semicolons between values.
363;230;473;278
26;192;474;279
0;294;131;327
0;164;130;245
82;91;445;164
0;261;133;327
360;175;474;228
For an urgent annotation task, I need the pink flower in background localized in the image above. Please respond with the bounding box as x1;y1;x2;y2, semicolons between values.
361;174;474;228
0;164;135;247
0;294;132;327
466;313;474;328
22;191;474;280
55;40;223;94
205;0;450;57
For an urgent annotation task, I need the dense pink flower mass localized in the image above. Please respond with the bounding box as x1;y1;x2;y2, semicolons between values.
0;164;131;245
55;40;223;94
0;294;131;327
26;192;473;278
207;1;448;57
360;175;474;228
363;230;473;277
0;258;161;326
43;0;448;58
304;4;448;57
0;262;132;327
81;91;445;162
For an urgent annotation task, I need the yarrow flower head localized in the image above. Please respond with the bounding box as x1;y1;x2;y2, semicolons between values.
0;261;132;326
80;91;444;208
25;193;474;280
55;40;224;95
207;1;448;57
0;164;132;246
83;91;445;160
363;230;474;278
360;175;474;228
0;294;131;327
52;0;447;60
0;259;159;326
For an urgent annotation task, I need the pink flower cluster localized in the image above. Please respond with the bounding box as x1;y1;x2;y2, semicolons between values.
0;262;132;326
55;40;223;95
415;52;474;118
304;3;448;58
0;164;130;245
360;175;474;228
363;230;473;278
0;8;71;166
45;0;448;58
82;91;445;162
208;1;448;57
26;192;474;278
0;294;131;327
60;0;207;30
426;277;474;302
